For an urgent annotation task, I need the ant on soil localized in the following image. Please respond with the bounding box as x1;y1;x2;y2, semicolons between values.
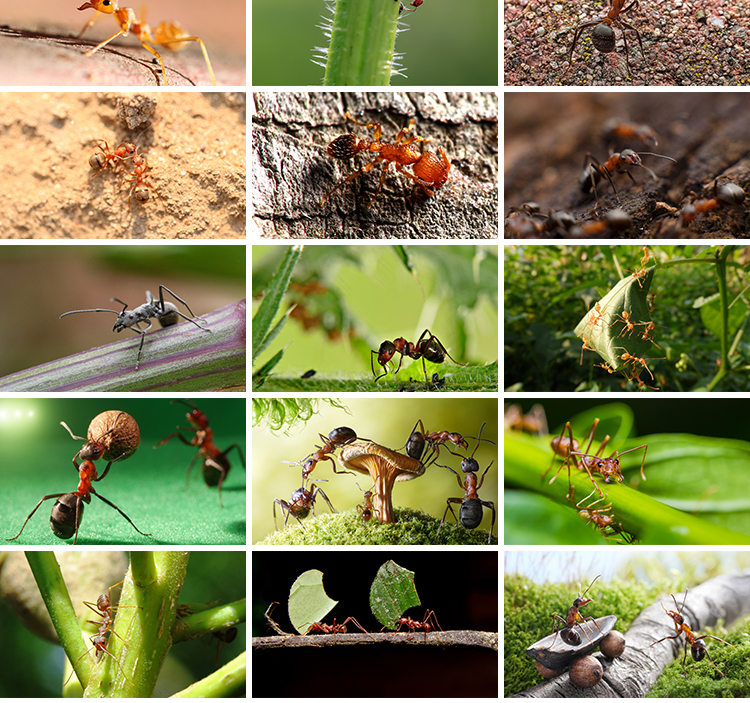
391;609;442;643
649;589;736;678
286;427;367;480
505;203;632;237
601;118;658;149
273;478;336;530
551;575;603;647
564;0;645;77
154;400;245;508
320;112;450;207
88;139;137;179
60;284;210;371
121;150;166;209
76;0;216;85
372;328;464;386
7;414;150;545
543;418;648;503
433;421;496;544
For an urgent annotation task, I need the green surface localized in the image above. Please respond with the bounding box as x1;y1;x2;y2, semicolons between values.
1;399;246;546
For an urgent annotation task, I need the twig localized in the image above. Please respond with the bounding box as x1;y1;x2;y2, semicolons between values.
252;630;498;650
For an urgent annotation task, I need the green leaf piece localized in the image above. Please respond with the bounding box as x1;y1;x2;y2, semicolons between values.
369;560;421;630
288;569;338;634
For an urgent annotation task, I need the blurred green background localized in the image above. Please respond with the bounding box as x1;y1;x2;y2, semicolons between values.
0;245;245;378
252;397;498;542
0;551;245;697
252;0;498;86
252;244;498;382
0;398;245;545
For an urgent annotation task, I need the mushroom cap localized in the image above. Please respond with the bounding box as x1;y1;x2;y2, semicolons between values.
339;442;424;481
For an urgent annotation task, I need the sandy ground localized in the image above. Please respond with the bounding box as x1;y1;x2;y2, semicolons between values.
0;93;246;239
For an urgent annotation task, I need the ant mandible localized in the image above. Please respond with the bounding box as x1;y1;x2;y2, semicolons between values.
76;0;216;85
154;400;245;507
372;328;464;386
60;284;210;371
433;422;496;544
649;589;736;678
551;575;603;647
121;151;166;209
564;0;645;77
7;415;151;545
320;112;450;207
273;478;336;530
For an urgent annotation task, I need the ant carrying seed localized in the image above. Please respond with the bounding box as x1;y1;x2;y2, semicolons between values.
320;112;450;207
60;284;210;371
154;400;245;508
550;575;603;647
76;0;216;85
273;478;336;530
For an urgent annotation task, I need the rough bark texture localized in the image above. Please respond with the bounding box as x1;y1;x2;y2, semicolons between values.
252;91;499;239
505;93;750;238
513;572;750;697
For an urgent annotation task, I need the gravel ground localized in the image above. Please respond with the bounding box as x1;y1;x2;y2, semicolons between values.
504;0;750;86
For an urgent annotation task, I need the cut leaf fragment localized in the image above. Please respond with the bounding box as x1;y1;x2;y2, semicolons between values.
288;569;338;634
369;560;421;630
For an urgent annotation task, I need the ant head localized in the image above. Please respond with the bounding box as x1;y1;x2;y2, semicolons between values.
77;0;117;15
573;596;593;608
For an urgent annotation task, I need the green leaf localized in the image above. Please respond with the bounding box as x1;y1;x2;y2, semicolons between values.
288;569;338;634
369;560;421;630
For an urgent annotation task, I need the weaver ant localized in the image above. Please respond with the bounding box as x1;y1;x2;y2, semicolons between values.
7;415;150;545
320;112;450;207
579;149;676;209
656;178;746;235
121;151;165;209
543;419;648;503
576;490;636;544
372;328;463;386
60;284;210;371
615;347;663;381
392;609;441;643
649;589;736;678
434;422;496;544
154;400;245;507
551;575;603;647
564;0;645;77
288;427;365;480
76;0;216;85
273;479;336;530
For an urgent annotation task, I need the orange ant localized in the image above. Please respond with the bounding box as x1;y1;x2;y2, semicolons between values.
306;617;376;644
614;308;637;338
551;575;603;647
647;291;657;313
88;139;137;179
77;0;216;86
616;348;662;380
649;589;736;678
579;336;595;365
636;320;662;348
669;178;746;232
120;150;165;209
320;112;451;207
601;118;658;149
596;362;615;374
355;483;379;522
564;0;645;77
543;419;648;503
576;490;636;543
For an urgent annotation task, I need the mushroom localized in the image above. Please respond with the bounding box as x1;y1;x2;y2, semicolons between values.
338;442;425;523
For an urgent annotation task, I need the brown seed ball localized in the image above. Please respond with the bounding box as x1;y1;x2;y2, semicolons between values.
87;411;140;462
535;661;563;679
600;630;626;658
569;655;603;689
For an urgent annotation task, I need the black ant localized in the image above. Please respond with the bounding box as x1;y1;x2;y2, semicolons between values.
273;479;336;530
288;427;365;480
551;575;603;647
564;0;645;77
543;419;648;503
649;589;736;678
433;422;496;544
372;328;463;386
154;399;245;508
320;112;450;207
7;415;151;545
391;609;441;643
60;284;210;371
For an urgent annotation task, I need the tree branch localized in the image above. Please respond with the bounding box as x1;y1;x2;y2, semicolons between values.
253;629;497;650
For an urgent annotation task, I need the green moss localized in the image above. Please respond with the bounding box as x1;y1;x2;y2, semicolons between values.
256;507;497;546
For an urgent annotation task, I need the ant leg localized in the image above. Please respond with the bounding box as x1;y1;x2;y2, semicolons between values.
369;160;393;207
433;500;461;544
344;112;382;141
6;494;65;541
84;29;128;57
134;38;170;86
565;19;603;72
320;158;382;205
90;488;151;537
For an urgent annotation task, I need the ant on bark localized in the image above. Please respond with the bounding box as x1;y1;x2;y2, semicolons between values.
434;422;496;544
7;414;150;545
287;427;366;480
76;0;216;85
372;328;464;386
306;617;375;644
320;112;450;207
649;589;736;678
273;478;336;530
154;400;245;507
551;575;603;647
60;284;210;371
564;0;645;77
543;418;648;503
391;609;441;643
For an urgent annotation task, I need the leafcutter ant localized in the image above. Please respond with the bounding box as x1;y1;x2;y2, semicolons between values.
305;617;376;644
551;575;603;647
391;609;442;643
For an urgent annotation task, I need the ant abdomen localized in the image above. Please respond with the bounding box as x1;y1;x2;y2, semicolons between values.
692;640;707;661
459;498;484;529
592;24;616;53
412;149;450;188
327;134;360;160
50;494;83;539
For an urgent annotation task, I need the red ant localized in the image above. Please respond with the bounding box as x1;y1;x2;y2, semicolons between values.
392;609;441;643
434;422;496;544
403;419;470;469
320;112;450;207
576;490;637;544
543;419;648;503
121;150;165;209
657;178;746;234
288;427;365;480
88;139;138;179
505;203;632;238
579;149;676;209
551;575;603;647
601;118;658;149
372;328;464;385
398;0;424;13
356;483;379;522
154;399;245;508
273;478;336;529
7;414;150;545
564;0;645;77
306;617;375;644
649;589;736;678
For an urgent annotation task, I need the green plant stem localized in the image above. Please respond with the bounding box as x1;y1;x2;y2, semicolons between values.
324;0;400;85
172;599;247;642
170;652;246;698
706;247;733;391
